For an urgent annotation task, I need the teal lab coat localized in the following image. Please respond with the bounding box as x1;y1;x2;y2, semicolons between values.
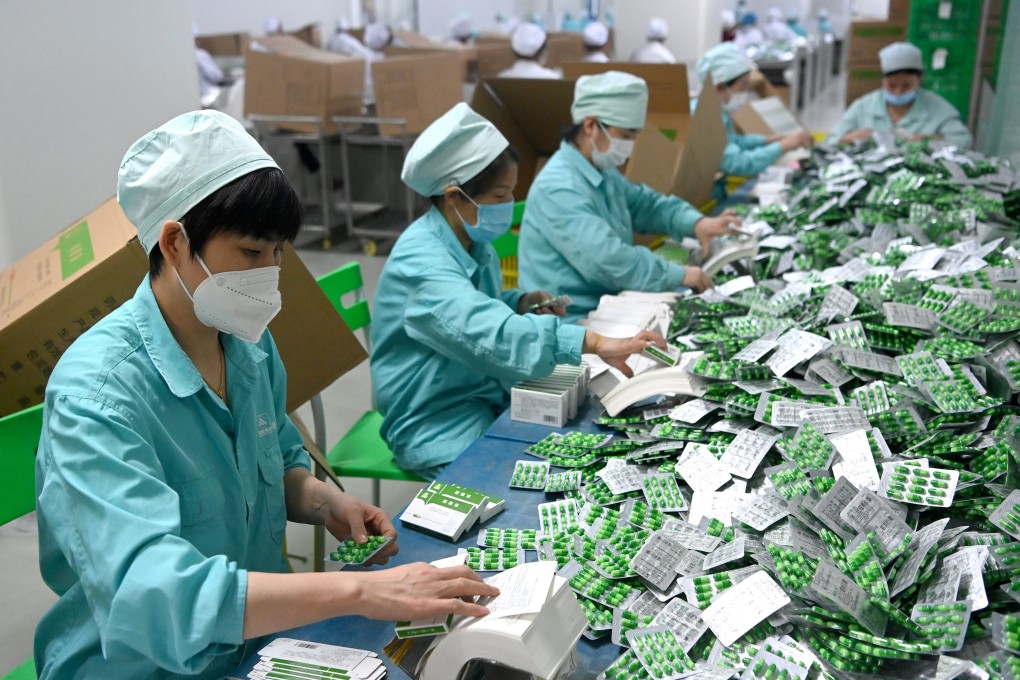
34;278;310;679
827;88;973;149
720;110;784;179
370;207;586;474
518;141;702;322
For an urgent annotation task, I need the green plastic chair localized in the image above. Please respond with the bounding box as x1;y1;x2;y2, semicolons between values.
311;262;424;507
0;403;44;680
491;201;525;290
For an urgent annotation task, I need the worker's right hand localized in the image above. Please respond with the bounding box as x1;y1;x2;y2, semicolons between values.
586;330;666;378
350;563;499;621
780;130;814;152
839;128;873;145
683;266;714;293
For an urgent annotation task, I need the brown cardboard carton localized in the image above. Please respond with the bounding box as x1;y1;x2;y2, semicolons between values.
288;23;322;47
887;0;912;23
0;199;366;417
384;44;474;82
544;31;585;68
372;52;465;136
561;62;691;134
470;78;577;199
669;75;727;209
729;95;807;136
846;65;884;105
244;35;365;133
847;21;908;64
474;39;516;79
196;32;250;56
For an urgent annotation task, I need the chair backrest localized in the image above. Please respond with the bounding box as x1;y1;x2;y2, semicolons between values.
0;403;44;526
317;261;370;334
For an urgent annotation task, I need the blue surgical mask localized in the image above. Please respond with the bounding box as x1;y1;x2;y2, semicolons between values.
883;88;917;107
453;189;514;243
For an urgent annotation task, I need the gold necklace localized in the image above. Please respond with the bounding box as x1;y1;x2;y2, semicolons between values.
204;342;226;400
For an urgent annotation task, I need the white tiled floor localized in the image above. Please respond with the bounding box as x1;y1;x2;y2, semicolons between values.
0;70;848;676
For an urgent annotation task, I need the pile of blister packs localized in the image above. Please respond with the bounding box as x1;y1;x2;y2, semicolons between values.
497;137;1020;680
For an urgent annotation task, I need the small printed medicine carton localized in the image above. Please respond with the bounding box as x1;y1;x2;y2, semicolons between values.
395;613;455;639
399;481;504;541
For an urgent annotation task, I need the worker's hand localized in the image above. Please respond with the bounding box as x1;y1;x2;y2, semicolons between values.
908;133;943;142
694;211;742;254
518;290;566;316
779;130;814;152
839;128;873;144
350;563;499;620
585;330;666;378
324;493;399;565
683;266;714;293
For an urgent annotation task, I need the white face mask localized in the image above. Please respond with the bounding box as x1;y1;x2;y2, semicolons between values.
591;122;635;169
723;90;752;113
174;228;282;343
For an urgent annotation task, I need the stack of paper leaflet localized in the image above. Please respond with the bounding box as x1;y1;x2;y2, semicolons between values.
385;562;586;680
467;137;1020;679
250;638;384;680
399;480;505;542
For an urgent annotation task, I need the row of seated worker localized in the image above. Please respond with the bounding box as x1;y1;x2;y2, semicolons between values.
34;37;974;680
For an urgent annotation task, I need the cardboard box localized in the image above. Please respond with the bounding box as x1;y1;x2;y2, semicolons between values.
544;31;585;69
561;62;691;134
244;35;365;133
887;0;912;23
474;39;516;79
847;21;908;64
470;78;577;199
730;96;807;136
372;52;464;136
846;65;884;104
287;22;322;48
667;75;727;209
0;198;367;417
195;32;250;57
386;43;475;82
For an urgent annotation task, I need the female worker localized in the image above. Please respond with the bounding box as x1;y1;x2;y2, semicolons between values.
371;103;665;480
517;71;738;323
34;110;498;680
829;42;972;148
696;42;813;198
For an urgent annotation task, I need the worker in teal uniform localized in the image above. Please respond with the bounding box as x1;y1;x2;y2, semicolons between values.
517;71;739;323
829;42;972;148
34;110;499;680
370;103;665;480
696;42;814;199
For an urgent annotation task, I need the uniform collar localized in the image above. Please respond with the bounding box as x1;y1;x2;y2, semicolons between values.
426;205;493;277
131;276;268;399
559;140;604;188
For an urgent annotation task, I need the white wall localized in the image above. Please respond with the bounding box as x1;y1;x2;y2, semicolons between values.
417;0;513;39
0;1;199;270
615;0;720;70
190;0;359;43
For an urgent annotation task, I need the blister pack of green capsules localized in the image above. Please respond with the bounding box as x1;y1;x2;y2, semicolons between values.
508;459;549;489
576;137;1020;680
625;626;697;679
545;470;584;493
561;560;641;609
477;527;537;550
324;536;393;570
458;546;524;572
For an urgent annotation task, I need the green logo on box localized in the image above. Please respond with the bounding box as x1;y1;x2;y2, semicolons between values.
58;220;95;280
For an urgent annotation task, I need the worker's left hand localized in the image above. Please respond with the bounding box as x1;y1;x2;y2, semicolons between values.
518;290;567;316
694;210;743;254
325;493;399;565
